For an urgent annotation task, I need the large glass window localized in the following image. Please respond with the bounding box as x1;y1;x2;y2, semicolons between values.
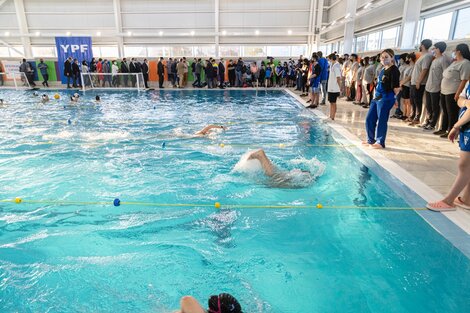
219;46;240;57
243;46;266;57
366;32;380;51
10;46;25;57
148;47;170;58
454;7;470;39
123;46;147;57
194;46;215;57
356;35;366;53
421;12;453;42
381;27;399;49
32;47;57;57
291;45;307;57
267;46;290;57
171;46;193;57
0;47;10;57
99;46;119;58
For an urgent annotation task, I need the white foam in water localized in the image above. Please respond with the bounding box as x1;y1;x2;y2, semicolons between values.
81;131;130;141
232;150;263;174
43;130;74;140
290;157;326;180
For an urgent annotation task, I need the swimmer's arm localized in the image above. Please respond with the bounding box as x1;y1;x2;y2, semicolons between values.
195;124;225;135
248;150;275;176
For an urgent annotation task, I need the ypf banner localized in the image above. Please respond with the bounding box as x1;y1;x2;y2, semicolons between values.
55;36;93;84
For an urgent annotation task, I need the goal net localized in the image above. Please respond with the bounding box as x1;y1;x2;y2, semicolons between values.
0;72;31;90
81;73;146;91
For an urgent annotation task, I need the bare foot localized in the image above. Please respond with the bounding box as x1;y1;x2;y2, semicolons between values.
371;143;384;149
361;141;370;145
248;149;263;160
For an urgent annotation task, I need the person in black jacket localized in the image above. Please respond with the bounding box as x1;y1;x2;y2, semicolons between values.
71;58;81;88
218;58;225;89
129;58;137;87
142;59;149;89
205;60;214;89
120;58;129;87
64;56;73;88
157;57;165;88
364;49;401;149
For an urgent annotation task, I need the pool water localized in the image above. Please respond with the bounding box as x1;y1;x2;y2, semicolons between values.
0;89;469;313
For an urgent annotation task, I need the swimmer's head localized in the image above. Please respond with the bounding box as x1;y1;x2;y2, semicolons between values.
95;95;100;101
208;293;242;313
73;93;79;98
33;91;39;96
0;99;3;104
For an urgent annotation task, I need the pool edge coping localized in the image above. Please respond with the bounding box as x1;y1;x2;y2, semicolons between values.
284;88;470;258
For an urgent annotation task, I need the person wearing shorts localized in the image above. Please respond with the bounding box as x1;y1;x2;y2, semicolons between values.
327;53;342;120
427;83;470;211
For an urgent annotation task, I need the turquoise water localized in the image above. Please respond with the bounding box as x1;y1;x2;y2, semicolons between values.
0;89;469;312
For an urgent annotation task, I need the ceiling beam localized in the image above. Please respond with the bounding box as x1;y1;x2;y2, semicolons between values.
0;37;25;56
112;0;124;58
13;0;32;58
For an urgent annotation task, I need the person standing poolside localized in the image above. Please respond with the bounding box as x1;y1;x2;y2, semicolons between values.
142;59;149;89
438;43;470;138
424;41;452;131
227;60;235;87
177;59;185;88
427;83;470;211
157;57;165;89
327;53;342;120
218;58;225;89
38;59;49;87
363;49;401;149
63;56;73;88
317;51;329;105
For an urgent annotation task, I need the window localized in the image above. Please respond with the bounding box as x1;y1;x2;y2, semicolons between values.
219;46;240;57
32;47;57;57
148;47;170;58
171;46;193;57
123;46;147;57
421;12;453;42
317;45;328;55
0;47;9;57
100;46;119;58
243;46;266;57
381;27;399;49
454;7;470;39
338;41;344;54
267;46;290;57
10;46;25;57
194;46;215;57
366;32;380;51
356;35;366;53
291;45;306;57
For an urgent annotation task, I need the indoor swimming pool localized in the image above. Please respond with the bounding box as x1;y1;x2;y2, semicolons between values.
0;89;469;312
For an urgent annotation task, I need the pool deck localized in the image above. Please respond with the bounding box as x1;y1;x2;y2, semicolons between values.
285;89;470;236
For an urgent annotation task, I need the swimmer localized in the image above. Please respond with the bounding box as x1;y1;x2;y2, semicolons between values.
195;124;226;136
41;94;49;103
0;99;6;106
246;149;313;188
70;93;80;102
175;293;242;313
95;95;100;102
33;91;39;97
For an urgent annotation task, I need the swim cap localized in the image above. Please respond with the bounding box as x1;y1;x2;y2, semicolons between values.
208;293;242;313
73;93;79;98
33;91;38;96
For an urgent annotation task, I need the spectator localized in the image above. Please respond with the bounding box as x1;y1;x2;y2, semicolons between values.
218;58;225;89
400;53;415;121
81;60;90;87
410;39;433;125
63;56;73;88
235;58;244;87
193;58;202;88
205;60;214;88
177;58;185;88
353;59;364;105
37;59;49;87
250;62;259;88
142;59;149;89
327;53;342;120
438;43;470;137
364;49;401;149
348;54;359;101
317;51;329;105
227;60;235;87
129;58;137;87
103;59;112;87
182;57;189;87
170;59;177;87
120;58;129;87
423;42;452;131
71;58;81;88
157;57;165;88
112;60;120;87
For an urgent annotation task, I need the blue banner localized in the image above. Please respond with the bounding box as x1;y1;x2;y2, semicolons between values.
55;36;93;84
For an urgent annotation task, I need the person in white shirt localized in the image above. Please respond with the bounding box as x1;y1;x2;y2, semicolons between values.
111;60;119;87
327;53;342;120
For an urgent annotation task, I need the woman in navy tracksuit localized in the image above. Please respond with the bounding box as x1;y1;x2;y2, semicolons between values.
364;49;400;149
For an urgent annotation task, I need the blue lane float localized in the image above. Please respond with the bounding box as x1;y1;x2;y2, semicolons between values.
113;198;121;206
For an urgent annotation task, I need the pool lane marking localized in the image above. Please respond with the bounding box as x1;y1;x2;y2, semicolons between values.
0;199;425;210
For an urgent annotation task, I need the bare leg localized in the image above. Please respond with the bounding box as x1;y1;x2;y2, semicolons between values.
175;296;206;313
330;102;337;120
248;149;275;176
441;151;470;205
